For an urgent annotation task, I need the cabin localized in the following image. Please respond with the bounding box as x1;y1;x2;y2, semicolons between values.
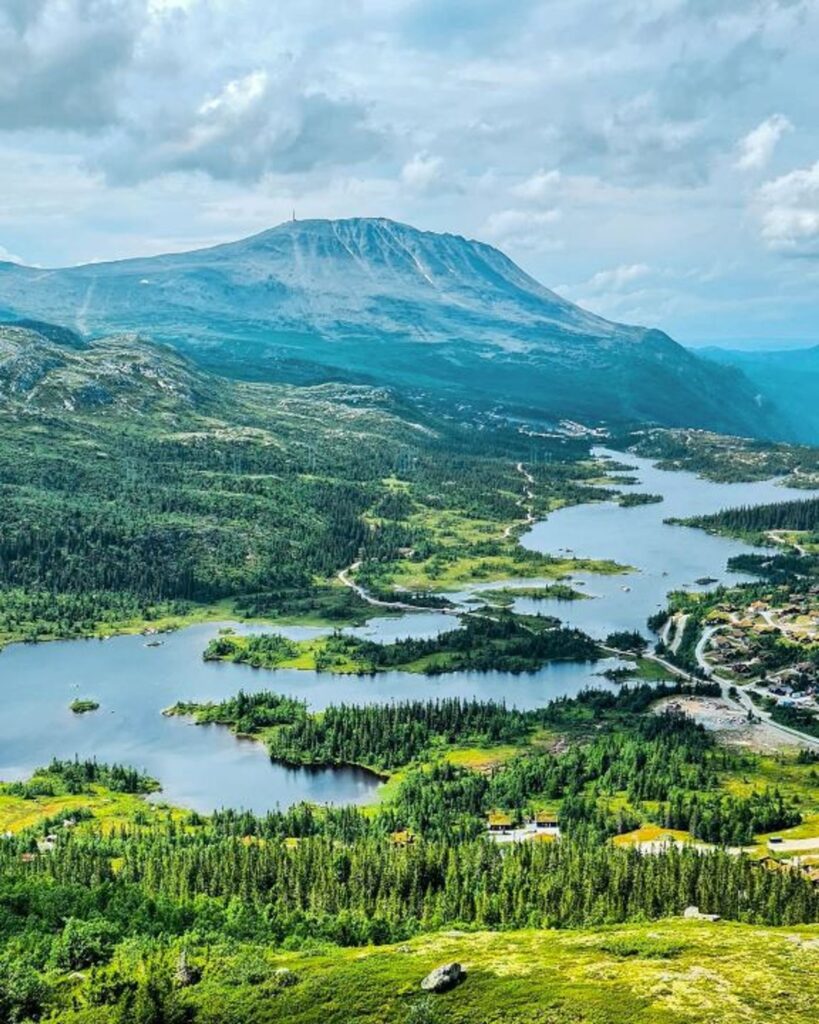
487;811;513;833
533;812;561;835
390;829;415;847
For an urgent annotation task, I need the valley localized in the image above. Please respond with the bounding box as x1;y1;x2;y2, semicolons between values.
4;1;819;1017
2;263;819;1023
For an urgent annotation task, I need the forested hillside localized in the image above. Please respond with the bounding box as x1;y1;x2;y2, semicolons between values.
3;682;819;1021
0;323;602;644
682;497;819;535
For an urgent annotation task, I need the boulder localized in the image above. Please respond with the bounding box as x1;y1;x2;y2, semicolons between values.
420;962;465;993
273;967;298;989
683;905;721;922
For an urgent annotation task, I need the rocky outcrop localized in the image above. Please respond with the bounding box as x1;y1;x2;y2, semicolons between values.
420;962;465;993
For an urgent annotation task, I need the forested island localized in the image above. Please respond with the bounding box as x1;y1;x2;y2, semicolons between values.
202;613;601;675
69;699;99;715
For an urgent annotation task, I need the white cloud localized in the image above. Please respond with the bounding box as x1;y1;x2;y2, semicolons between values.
756;160;819;251
0;244;25;264
511;169;561;202
400;152;445;192
0;0;143;131
584;263;653;292
483;208;562;251
735;113;792;171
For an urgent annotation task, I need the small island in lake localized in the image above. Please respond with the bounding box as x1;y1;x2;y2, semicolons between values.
69;698;100;714
618;492;663;508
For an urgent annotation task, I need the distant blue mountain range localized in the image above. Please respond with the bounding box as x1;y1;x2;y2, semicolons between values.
703;346;819;444
0;217;788;437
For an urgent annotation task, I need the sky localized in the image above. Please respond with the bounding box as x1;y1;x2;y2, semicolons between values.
1;0;818;349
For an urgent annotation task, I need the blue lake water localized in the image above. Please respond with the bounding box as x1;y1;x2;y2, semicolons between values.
0;448;809;814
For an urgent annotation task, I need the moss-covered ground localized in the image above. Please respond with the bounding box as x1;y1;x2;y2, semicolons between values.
56;920;819;1024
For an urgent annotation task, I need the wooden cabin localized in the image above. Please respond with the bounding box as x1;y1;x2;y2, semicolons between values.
534;811;559;830
487;811;513;832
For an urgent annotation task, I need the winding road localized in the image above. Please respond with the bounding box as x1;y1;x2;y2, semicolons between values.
692;624;819;750
340;461;538;614
502;462;536;538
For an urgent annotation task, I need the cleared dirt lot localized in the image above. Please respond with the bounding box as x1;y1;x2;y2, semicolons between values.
654;695;799;753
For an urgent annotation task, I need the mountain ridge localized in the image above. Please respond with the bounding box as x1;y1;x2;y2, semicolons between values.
0;217;787;438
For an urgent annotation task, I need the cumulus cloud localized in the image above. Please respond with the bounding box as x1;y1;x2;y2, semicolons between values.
756;160;819;252
511;169;561;202
583;263;653;292
0;0;142;132
101;69;386;184
0;243;25;264
735;113;792;170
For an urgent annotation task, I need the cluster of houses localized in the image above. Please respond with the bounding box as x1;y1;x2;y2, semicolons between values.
389;812;562;848
707;597;819;706
756;850;819;889
485;810;561;843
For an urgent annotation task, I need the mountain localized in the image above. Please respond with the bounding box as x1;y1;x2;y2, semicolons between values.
703;346;819;444
0;217;784;437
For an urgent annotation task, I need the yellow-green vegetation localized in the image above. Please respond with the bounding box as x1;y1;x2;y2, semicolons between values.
722;751;819;850
613;825;695;847
356;509;624;592
0;786;173;836
70;920;819;1024
478;583;590;606
443;745;526;772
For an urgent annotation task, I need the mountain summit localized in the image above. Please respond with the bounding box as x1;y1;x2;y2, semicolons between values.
0;217;782;436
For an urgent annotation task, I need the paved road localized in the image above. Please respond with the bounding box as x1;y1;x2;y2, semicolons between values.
692;624;819;750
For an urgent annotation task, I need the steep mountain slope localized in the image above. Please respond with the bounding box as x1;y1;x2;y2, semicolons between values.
0;218;784;436
704;346;819;444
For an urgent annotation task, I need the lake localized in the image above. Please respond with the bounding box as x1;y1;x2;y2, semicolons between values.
0;448;807;814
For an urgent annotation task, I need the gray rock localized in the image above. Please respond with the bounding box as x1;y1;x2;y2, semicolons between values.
420;962;465;993
273;967;298;988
